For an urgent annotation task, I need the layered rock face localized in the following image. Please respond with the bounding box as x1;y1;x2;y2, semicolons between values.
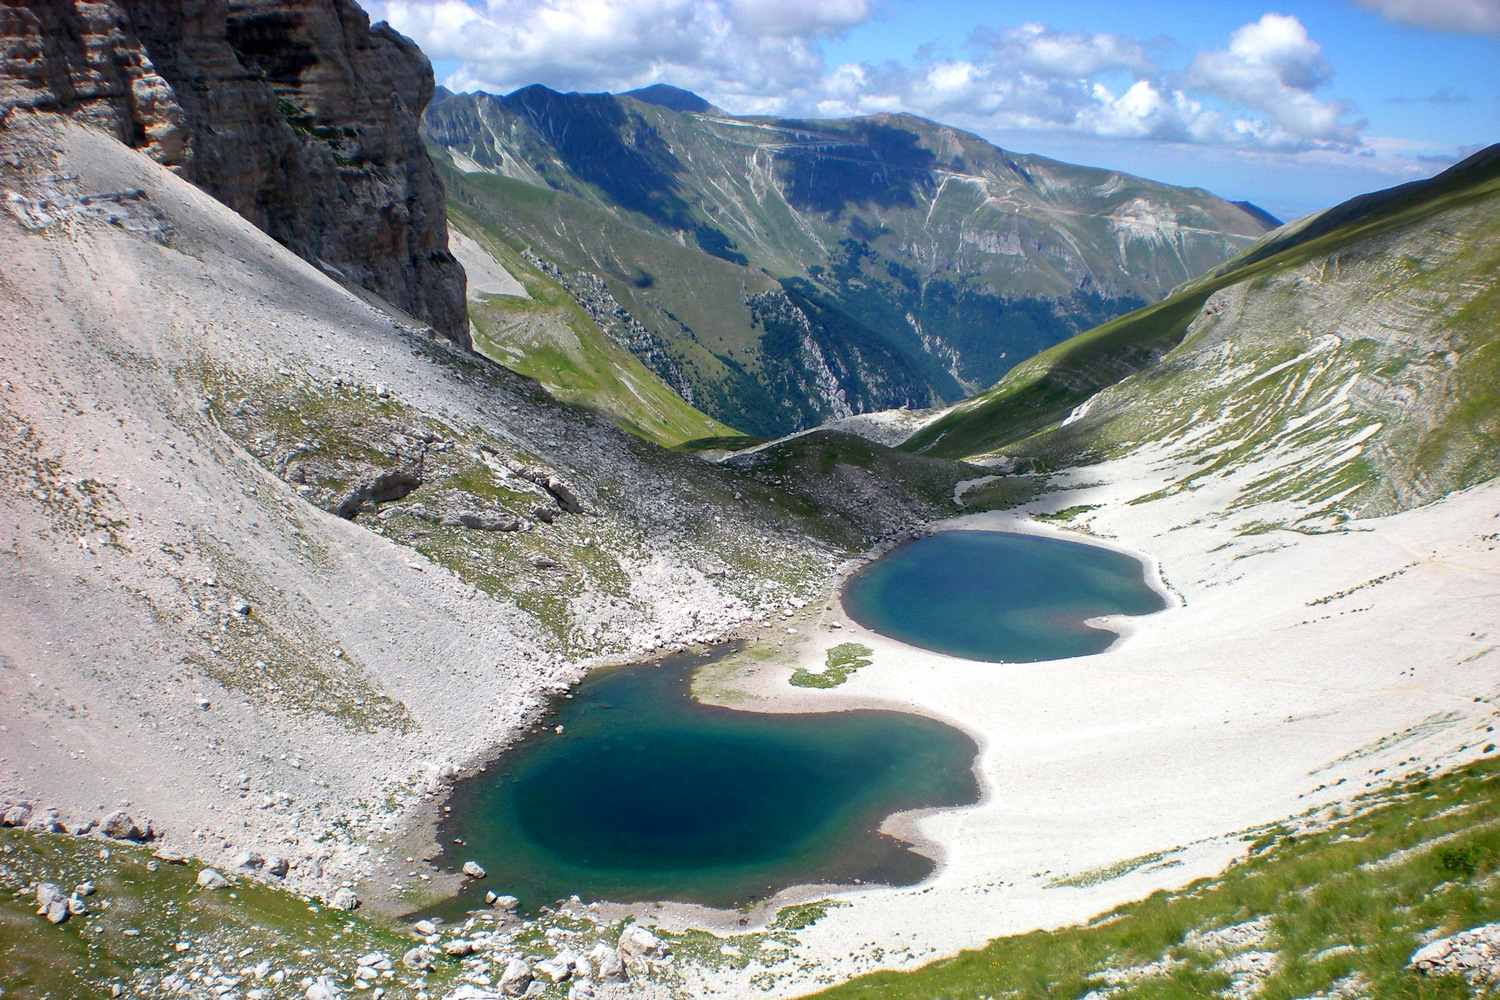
0;0;467;344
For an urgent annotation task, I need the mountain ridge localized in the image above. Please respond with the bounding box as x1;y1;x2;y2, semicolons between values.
423;84;1274;435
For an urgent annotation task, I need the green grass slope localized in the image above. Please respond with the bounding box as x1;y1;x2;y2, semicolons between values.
903;145;1500;523
451;208;739;447
439;159;946;437
806;758;1500;1000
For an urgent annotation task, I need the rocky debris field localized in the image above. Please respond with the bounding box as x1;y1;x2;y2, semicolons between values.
1409;921;1500;987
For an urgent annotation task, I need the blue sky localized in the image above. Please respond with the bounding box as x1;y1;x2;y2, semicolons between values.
368;0;1499;220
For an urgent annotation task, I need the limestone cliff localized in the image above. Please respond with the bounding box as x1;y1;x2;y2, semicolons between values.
0;0;467;344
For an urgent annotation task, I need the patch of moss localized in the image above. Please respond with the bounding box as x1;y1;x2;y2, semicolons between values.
790;642;874;689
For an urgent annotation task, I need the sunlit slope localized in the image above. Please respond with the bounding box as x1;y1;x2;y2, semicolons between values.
904;146;1500;521
452;209;740;446
808;760;1500;1000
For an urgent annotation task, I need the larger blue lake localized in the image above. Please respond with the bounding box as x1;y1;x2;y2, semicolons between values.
842;530;1167;661
430;648;978;916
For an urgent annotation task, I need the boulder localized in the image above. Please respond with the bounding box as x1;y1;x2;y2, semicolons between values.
305;977;343;1000
544;477;583;514
101;810;143;841
1412;939;1456;967
567;980;595;1000
535;956;572;983
412;919;438;936
494;894;520;911
617;925;668;960
458;512;522;532
327;887;360;911
265;856;289;877
446;987;503;1000
235;851;266;871
402;947;434;971
590;945;627;983
444;938;473;957
196;868;229;890
42;899;69;924
67;895;88;916
75;881;96;897
35;883;64;909
484;890;498;905
2;804;32;827
498;959;534;997
27;808;64;833
462;860;487;879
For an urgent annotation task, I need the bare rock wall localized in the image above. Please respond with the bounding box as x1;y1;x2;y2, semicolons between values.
0;0;468;344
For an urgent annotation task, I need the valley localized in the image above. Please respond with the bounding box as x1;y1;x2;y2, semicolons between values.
1;4;1498;1000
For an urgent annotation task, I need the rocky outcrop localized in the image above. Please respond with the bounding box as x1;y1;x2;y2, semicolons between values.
0;0;467;344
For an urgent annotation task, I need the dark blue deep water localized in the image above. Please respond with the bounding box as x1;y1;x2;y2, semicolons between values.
430;648;978;916
842;530;1167;662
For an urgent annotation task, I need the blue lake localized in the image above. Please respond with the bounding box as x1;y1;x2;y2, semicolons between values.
430;647;978;916
842;530;1167;662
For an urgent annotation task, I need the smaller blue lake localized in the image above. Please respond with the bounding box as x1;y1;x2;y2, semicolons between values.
842;530;1167;662
427;648;978;917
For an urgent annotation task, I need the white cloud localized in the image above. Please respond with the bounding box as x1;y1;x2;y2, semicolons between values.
1187;14;1361;147
726;0;875;36
1351;0;1500;33
365;0;866;96
364;1;1364;153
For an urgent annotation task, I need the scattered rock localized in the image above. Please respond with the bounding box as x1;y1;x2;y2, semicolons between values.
196;868;229;890
327;887;360;911
498;958;534;996
462;860;487;879
567;980;595;1000
1412;923;1500;983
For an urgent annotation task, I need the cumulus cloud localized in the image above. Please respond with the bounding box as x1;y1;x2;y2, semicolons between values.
1350;0;1500;33
362;1;1363;152
1186;14;1361;146
365;0;861;96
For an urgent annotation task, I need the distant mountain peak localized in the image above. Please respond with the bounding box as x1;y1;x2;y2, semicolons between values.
622;84;720;115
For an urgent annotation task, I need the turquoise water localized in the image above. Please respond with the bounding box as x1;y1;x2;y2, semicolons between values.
842;530;1167;662
430;648;978;916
